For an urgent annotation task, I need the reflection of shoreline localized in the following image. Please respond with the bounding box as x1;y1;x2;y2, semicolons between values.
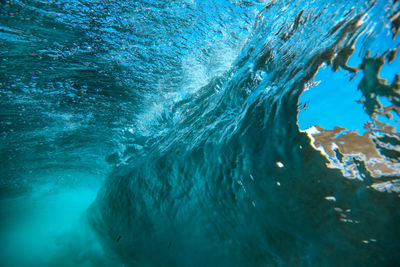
304;124;400;193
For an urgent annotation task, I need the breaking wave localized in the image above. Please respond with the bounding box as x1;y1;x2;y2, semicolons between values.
1;0;399;266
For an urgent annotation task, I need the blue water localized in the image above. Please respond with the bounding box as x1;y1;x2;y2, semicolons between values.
1;0;400;266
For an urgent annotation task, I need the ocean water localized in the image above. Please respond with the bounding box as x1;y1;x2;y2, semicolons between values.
1;0;400;266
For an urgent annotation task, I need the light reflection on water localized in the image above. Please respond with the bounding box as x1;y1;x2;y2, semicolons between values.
1;0;400;266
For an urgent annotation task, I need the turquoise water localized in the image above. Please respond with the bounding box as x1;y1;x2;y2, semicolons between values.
1;0;400;266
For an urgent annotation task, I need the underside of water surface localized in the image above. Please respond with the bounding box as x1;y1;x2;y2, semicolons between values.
1;0;400;266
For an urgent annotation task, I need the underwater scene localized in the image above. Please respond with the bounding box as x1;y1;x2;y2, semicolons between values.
1;0;400;266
